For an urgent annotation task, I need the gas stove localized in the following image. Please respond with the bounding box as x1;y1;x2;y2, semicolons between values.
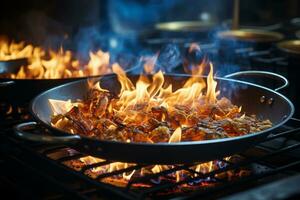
1;36;300;199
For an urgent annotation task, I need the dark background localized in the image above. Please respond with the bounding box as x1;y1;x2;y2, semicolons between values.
0;0;299;47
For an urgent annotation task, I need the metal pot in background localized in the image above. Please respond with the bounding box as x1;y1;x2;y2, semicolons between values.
0;58;28;75
143;21;217;50
155;21;216;33
216;29;284;65
217;29;284;49
276;40;300;58
276;39;300;119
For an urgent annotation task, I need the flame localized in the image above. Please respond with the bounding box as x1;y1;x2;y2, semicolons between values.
86;50;111;76
1;37;117;79
50;43;220;132
168;127;182;143
77;154;221;184
0;37;34;61
49;99;79;115
206;62;218;104
12;48;114;79
79;156;104;165
109;52;218;127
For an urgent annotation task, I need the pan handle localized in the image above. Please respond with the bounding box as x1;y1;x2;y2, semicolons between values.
14;121;81;144
0;80;15;87
224;71;288;92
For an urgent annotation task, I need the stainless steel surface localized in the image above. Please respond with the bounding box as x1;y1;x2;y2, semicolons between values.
224;70;289;92
14;121;81;143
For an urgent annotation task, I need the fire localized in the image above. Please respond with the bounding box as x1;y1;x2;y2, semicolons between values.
50;43;272;142
206;63;218;104
75;154;225;184
108;56;218;127
1;37;116;79
86;50;111;76
64;153;245;189
0;37;34;61
10;48;113;79
168;127;182;143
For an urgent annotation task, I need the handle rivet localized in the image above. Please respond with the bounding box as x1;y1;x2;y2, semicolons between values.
260;96;266;103
267;98;274;105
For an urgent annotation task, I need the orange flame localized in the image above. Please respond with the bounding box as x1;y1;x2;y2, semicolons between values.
0;37;34;61
0;37;117;79
107;51;218;127
168;127;182;143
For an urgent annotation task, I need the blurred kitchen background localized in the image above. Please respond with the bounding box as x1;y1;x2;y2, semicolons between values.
0;0;299;50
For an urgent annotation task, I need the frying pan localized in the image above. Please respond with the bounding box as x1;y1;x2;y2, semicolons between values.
0;61;138;108
0;58;28;74
14;71;294;164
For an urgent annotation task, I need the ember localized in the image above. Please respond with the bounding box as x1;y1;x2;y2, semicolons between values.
49;47;272;143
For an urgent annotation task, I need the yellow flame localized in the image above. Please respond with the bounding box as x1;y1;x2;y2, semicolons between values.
86;50;111;76
0;37;34;61
1;37;116;79
206;62;218;104
168;127;182;143
50;43;219;130
49;99;75;115
110;51;218;127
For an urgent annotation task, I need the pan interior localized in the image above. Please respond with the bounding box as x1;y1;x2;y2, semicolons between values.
31;74;293;137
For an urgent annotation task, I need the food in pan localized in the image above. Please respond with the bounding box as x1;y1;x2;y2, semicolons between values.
50;60;272;143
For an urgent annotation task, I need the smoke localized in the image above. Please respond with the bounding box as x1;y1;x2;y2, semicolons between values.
156;44;182;73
